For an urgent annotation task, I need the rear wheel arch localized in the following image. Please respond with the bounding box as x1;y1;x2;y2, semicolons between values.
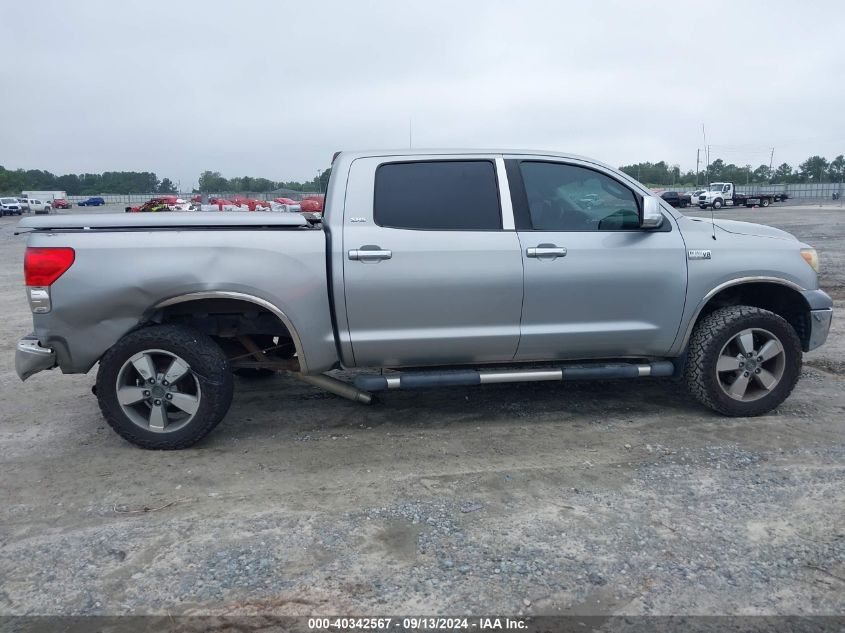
145;291;309;373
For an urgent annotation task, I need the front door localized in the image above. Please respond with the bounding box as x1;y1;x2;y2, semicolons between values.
341;155;524;368
507;158;687;361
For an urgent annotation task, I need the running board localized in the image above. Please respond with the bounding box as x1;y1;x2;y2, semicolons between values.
353;361;676;392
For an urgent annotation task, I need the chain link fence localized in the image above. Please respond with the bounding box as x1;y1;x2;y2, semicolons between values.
735;182;843;200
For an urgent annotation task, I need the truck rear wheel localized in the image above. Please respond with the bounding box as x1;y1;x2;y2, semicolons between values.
95;324;234;449
761;198;770;207
684;306;802;417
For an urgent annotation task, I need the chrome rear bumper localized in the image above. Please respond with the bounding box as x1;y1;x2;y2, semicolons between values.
16;334;57;381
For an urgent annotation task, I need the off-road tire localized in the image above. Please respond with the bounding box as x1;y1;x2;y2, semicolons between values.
684;305;802;416
96;324;234;449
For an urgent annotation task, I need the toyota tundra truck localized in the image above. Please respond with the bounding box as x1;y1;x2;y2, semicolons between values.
15;149;833;449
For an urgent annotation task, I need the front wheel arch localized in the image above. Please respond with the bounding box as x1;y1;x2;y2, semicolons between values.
678;280;812;353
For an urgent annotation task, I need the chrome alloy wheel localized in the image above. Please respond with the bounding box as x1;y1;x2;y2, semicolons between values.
115;349;201;432
716;328;786;402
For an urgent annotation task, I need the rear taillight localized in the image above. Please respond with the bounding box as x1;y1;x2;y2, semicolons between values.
24;247;75;286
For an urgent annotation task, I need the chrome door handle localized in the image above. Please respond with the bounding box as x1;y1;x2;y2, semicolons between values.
526;245;567;259
348;248;392;261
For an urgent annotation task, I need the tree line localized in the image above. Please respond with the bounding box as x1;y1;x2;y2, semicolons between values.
0;167;181;196
196;169;331;194
620;154;845;188
0;166;331;196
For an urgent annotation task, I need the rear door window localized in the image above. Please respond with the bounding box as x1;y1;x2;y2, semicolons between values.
374;160;502;230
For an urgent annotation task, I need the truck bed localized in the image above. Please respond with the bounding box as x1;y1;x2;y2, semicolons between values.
21;213;336;375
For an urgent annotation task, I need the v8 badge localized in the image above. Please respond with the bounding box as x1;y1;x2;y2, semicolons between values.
688;249;712;260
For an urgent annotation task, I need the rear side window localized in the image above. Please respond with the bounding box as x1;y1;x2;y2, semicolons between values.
374;160;501;230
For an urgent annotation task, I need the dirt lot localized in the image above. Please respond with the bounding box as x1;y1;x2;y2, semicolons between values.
0;204;843;617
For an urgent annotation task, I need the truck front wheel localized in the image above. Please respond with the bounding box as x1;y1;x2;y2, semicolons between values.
95;324;234;449
712;199;723;210
684;306;802;416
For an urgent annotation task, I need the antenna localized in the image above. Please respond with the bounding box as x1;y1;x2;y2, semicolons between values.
709;194;717;240
703;124;716;241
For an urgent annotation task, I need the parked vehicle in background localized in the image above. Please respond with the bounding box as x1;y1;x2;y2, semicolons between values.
578;193;600;208
698;183;789;209
126;199;170;213
1;197;24;215
14;149;832;449
228;197;271;211
299;195;324;213
688;189;706;202
51;199;72;210
27;199;52;214
22;191;67;203
126;196;194;213
17;198;30;212
660;191;691;208
273;197;297;205
78;197;106;207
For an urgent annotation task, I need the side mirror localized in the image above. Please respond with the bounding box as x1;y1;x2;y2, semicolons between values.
641;196;664;229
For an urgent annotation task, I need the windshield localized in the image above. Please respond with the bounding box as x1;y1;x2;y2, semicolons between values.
709;184;725;191
1;198;17;204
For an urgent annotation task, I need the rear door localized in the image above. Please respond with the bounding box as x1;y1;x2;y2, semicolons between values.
507;157;687;361
340;155;523;368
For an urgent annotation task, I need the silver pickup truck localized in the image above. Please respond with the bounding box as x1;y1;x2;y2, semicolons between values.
15;149;833;449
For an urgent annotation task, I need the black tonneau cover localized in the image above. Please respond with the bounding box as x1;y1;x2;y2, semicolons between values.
17;212;308;231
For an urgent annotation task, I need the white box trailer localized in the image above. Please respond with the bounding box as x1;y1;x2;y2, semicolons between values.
21;190;67;202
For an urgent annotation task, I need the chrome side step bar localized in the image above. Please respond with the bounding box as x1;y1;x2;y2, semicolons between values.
353;361;676;392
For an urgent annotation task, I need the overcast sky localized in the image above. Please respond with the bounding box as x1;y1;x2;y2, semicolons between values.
1;0;843;188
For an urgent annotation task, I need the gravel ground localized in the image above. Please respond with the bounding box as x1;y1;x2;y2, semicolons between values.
0;204;843;616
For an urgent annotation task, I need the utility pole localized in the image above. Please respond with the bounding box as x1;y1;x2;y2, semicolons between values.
769;147;775;172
